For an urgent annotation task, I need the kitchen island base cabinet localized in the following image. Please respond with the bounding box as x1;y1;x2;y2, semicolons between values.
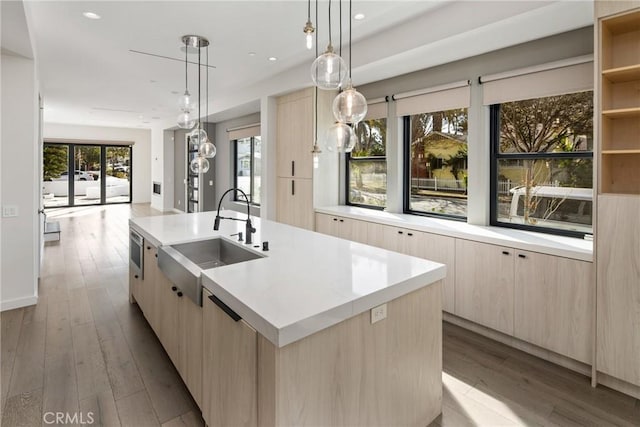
202;289;257;427
256;283;442;427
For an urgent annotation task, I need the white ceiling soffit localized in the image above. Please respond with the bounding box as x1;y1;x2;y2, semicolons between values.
23;0;593;129
1;1;35;58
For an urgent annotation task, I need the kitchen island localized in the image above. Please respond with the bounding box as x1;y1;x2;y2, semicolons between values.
130;210;446;427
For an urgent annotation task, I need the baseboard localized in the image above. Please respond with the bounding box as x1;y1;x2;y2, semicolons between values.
443;312;592;378
171;208;185;214
596;372;640;399
1;295;38;312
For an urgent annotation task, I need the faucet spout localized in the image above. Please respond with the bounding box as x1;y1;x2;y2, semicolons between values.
214;188;256;244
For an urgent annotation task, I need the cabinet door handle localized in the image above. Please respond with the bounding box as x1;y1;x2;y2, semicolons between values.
146;246;150;250
208;294;242;322
407;232;413;236
291;180;295;195
502;251;510;255
155;253;158;258
339;219;344;223
333;218;338;222
518;254;527;259
177;291;183;297
171;286;177;292
398;231;403;235
134;274;139;279
291;160;295;176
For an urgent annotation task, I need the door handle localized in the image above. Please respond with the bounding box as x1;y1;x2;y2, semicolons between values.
291;180;295;196
291;160;295;176
208;294;242;322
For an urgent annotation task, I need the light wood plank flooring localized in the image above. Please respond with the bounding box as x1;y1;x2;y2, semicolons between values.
1;203;639;426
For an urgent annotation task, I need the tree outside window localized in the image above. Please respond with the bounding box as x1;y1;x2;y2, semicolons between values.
347;118;387;208
492;91;593;236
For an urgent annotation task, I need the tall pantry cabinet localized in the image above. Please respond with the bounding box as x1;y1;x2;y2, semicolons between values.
594;1;640;397
275;88;334;230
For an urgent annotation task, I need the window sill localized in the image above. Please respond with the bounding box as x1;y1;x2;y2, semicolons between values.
315;205;593;262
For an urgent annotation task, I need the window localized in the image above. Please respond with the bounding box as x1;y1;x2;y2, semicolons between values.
490;91;593;236
346;118;387;208
234;136;261;205
405;108;468;218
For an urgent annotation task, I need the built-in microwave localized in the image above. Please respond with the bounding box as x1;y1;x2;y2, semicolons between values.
130;230;144;278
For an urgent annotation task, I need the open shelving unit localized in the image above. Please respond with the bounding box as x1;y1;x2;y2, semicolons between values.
599;8;640;195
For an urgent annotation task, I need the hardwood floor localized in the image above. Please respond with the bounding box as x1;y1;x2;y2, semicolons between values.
1;203;639;426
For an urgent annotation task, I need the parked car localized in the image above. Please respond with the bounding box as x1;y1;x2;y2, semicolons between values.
57;170;94;181
508;185;592;233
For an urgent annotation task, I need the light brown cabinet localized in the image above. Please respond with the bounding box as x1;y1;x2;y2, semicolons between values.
514;251;593;364
276;89;313;180
315;213;368;243
202;288;257;427
422;233;456;314
137;244;157;322
455;239;515;335
276;177;314;230
596;195;640;387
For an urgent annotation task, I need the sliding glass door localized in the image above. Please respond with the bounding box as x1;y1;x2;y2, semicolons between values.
42;142;132;208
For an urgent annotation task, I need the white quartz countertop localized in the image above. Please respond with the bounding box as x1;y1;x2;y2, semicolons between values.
316;206;593;262
130;211;445;347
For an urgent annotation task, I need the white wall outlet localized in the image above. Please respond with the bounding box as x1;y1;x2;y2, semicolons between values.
2;206;18;218
209;180;213;186
371;303;387;324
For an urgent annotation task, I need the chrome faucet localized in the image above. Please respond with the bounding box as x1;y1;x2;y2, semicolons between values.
213;188;256;245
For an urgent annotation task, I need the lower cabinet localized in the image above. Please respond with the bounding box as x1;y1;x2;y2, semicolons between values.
315;213;368;243
276;177;314;230
514;251;593;364
202;288;257;427
422;233;456;313
180;295;203;407
137;244;157;321
455;239;515;335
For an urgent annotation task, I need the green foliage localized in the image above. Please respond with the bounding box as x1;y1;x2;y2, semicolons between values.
43;145;68;180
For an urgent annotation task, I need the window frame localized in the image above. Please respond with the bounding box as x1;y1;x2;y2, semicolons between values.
233;136;260;206
402;115;468;222
489;104;593;238
345;118;388;211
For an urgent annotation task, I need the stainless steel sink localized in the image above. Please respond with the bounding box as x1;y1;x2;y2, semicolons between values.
157;238;264;306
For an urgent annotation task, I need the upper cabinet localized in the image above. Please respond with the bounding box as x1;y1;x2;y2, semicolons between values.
276;88;314;180
597;6;640;195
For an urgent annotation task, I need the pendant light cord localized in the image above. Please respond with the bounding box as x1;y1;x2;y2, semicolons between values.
184;40;188;91
339;0;342;58
307;0;311;22
349;0;352;79
206;45;209;126
198;40;201;131
314;0;318;143
328;0;332;46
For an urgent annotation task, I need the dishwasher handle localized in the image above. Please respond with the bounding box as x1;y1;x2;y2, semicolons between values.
208;294;242;322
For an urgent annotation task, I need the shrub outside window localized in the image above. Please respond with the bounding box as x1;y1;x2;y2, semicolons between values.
346;118;387;208
491;91;593;236
234;136;261;205
405;108;468;218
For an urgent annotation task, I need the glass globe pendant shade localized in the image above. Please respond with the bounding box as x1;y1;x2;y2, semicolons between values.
332;81;368;124
178;90;194;113
177;111;196;129
198;140;216;158
190;156;210;174
188;127;208;145
310;46;347;90
325;122;355;153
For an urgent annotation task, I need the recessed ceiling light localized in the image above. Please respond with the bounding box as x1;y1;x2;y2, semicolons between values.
268;57;277;61
354;13;365;20
170;90;180;95
83;12;101;20
248;52;257;57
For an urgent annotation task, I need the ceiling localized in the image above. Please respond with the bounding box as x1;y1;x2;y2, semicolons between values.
22;0;593;129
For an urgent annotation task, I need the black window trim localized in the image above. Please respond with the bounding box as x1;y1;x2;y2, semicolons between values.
233;136;260;207
402;116;467;222
489;104;593;239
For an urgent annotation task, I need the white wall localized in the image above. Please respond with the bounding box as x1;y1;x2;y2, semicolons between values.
1;53;40;311
43;123;152;203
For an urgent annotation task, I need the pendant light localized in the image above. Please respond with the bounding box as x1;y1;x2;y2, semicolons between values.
198;44;216;159
332;0;367;124
177;35;215;175
325;121;355;153
310;0;322;168
303;0;315;50
310;0;347;90
177;37;196;129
